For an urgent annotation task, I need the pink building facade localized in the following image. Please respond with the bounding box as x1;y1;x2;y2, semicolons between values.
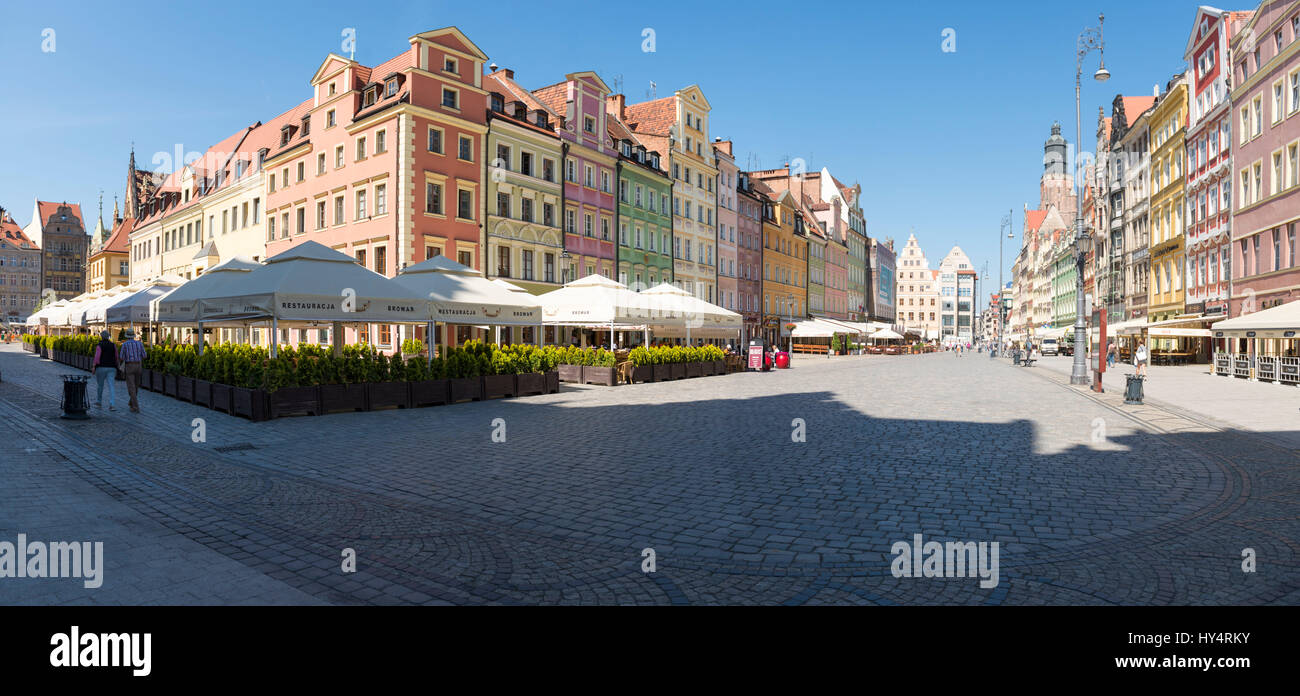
1185;7;1253;319
1229;2;1300;317
736;172;764;343
532;73;618;281
714;140;739;314
263;27;490;348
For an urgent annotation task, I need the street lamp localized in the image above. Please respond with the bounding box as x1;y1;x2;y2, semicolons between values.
999;211;1013;355
560;250;572;283
786;293;794;352
1071;12;1109;385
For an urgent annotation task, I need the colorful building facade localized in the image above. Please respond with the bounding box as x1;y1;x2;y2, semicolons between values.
607;101;673;290
1228;1;1300;316
533;72;617;282
483;68;564;296
24;200;87;300
755;182;808;346
0;208;41;323
736;172;764;342
713;140;740;312
1149;73;1189;322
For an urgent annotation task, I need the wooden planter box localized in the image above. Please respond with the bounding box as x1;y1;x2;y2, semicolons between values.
232;387;270;421
177;376;195;403
558;364;583;383
210;383;233;413
630;365;654;383
482;374;517;399
712;360;725;375
410;379;450;407
193;379;213;409
449;377;482;403
516;372;546;396
582;366;617;386
669;363;686;380
320;383;367;413
366;382;410;410
652;364;671;382
545;370;560;394
270;385;321;418
81;355;93;371
164;374;179;397
686;362;704;378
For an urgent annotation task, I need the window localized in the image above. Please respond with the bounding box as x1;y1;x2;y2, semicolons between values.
497;192;511;218
1275;229;1282;271
521;198;534;222
316;201;326;229
565;209;575;233
269;173;276;192
1254;96;1263;136
426;245;441;260
375;183;386;216
444;57;458;74
457;189;473;220
496;144;511;171
542;159;554;182
386;79;397;98
335;196;344;224
356;248;368;269
458;136;473;161
601;218;610;241
356;189;367;219
520;152;533;176
522;250;534;280
583;116;595;134
267;217;276;241
498;246;511;277
327;110;336;128
543;202;554;227
601;171;610;192
425;183;442;215
442;88;458;109
428;127;443;154
1275;81;1285;123
356;137;366;161
584;214;593;237
281;213;289;239
585;165;594;188
335;145;344;169
297;162;305;182
296;207;305;235
545;253;555;283
376;130;386;154
317;153;326;175
458;251;472;268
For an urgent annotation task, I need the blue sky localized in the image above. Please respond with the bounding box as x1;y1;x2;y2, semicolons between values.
0;0;1210;283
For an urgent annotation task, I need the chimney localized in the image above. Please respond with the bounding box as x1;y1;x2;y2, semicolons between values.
503;68;514;79
607;94;625;119
1153;84;1159;97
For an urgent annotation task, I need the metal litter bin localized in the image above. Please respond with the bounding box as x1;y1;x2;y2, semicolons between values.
61;374;90;420
1124;374;1144;405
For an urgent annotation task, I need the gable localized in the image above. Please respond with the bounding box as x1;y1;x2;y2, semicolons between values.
311;54;354;85
412;26;488;61
676;84;711;111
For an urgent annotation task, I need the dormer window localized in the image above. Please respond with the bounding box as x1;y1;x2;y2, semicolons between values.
363;86;379;107
300;115;310;137
444;57;458;74
512;102;527;119
279;125;295;146
490;93;504;112
622;142;632;157
533;111;549;129
386;78;398;97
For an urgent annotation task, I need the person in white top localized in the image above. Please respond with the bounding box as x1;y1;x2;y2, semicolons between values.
1134;340;1149;378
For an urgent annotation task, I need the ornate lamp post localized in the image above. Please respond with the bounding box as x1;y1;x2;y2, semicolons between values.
999;211;1013;355
1072;13;1110;384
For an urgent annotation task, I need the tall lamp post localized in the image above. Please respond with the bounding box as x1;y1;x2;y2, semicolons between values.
1072;12;1110;385
999;211;1013;355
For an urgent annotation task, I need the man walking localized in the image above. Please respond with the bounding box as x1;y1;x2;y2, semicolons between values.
119;329;147;413
91;331;118;411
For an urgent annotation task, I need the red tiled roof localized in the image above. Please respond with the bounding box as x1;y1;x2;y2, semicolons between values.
623;96;675;136
487;71;552;116
1122;96;1156;121
95;217;133;256
530;81;569;117
36;201;85;227
1;211;38;249
1025;209;1048;232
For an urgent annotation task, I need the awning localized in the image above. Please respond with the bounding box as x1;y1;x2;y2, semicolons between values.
393;254;542;326
789;319;842;338
872;329;903;341
538;274;657;326
1211;299;1300;337
1150;327;1211;338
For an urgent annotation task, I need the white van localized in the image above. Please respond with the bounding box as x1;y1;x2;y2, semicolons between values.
1040;338;1060;356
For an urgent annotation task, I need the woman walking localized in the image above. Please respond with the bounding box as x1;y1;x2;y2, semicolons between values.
1134;340;1149;378
91;330;119;411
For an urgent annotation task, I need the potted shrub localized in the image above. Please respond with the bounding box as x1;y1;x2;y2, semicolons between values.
482;350;518;399
446;350;483;403
409;355;450;407
557;345;584;383
515;347;547;396
266;352;321;418
366;352;411;410
685;347;705;378
651;347;671;382
192;348;214;408
231;357;269;421
669;347;687;380
582;348;617;386
174;345;196;402
706;346;726;376
629;347;655;384
317;347;368;413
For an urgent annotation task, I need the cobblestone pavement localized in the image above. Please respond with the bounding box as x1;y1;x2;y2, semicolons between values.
1;343;1296;605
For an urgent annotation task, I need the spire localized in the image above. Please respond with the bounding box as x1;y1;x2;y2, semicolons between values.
113;195;120;223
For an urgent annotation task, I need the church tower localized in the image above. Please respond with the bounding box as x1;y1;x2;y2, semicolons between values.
1039;122;1077;216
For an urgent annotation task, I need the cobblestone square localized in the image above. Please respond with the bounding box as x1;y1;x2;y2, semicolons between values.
0;345;1296;605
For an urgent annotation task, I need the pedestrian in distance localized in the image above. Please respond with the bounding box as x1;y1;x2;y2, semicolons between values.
119;329;147;413
1134;340;1149;378
1107;339;1116;368
91;330;118;411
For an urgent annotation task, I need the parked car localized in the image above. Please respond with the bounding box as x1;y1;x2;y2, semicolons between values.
1040;338;1059;356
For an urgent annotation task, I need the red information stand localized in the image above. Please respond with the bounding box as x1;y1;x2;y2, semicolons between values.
1092;308;1106;393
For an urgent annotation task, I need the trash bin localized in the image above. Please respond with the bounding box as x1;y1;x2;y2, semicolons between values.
60;374;90;420
1012;350;1022;366
1124;374;1144;405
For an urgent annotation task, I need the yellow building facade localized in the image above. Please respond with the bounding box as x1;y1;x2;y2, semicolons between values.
1149;76;1188;322
758;187;808;346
